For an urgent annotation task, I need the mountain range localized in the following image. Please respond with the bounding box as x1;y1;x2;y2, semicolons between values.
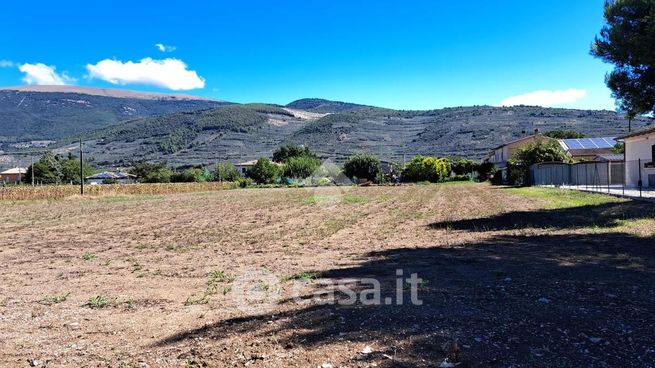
0;86;652;169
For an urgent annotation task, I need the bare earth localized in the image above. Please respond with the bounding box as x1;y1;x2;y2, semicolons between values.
1;184;654;367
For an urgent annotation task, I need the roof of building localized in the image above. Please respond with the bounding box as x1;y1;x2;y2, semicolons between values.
559;137;617;151
594;154;624;162
235;160;259;166
0;167;27;175
618;125;655;139
86;171;135;180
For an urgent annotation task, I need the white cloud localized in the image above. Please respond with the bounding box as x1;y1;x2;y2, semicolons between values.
154;43;176;52
86;57;205;90
498;88;587;107
0;60;14;68
18;63;71;85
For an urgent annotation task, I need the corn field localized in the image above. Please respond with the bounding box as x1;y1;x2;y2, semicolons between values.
0;182;228;201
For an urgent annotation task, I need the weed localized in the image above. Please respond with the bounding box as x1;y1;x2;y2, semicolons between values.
127;256;143;273
42;292;70;304
257;279;270;291
88;295;109;308
208;270;235;284
82;252;96;261
286;271;317;282
185;293;209;306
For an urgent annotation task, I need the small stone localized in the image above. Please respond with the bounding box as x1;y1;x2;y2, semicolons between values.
361;345;374;354
537;297;551;304
589;337;602;344
439;359;456;368
320;364;333;368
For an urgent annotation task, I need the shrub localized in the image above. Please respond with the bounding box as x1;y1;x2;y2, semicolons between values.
213;162;241;182
343;154;382;182
448;157;480;176
272;144;318;162
246;158;282;184
171;168;206;183
129;161;173;183
449;174;472;182
512;141;571;166
283;156;321;178
477;161;495;181
401;155;450;183
508;141;571;186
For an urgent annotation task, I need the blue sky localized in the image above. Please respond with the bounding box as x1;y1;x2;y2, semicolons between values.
0;1;616;110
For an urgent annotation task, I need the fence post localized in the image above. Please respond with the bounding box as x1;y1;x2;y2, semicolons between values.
622;160;625;196
639;158;642;198
606;162;610;193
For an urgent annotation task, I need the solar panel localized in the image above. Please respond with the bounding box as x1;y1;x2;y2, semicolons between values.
563;139;584;149
590;138;608;148
562;137;617;150
577;138;595;149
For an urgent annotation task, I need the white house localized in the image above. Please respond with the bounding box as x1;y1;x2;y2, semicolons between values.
620;126;655;188
235;160;258;176
86;171;136;185
0;167;27;184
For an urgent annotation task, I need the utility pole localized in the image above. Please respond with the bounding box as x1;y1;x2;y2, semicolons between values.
31;155;35;186
79;138;84;195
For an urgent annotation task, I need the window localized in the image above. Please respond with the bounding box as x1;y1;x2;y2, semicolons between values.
652;144;655;163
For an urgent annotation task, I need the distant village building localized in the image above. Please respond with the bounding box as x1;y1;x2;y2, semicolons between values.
482;133;552;182
86;171;136;185
0;167;27;184
620;126;655;188
235;160;258;175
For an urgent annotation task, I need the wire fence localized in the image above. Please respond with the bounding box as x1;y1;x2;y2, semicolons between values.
530;160;655;199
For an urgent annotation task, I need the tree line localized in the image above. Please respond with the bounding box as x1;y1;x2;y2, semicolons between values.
14;144;494;187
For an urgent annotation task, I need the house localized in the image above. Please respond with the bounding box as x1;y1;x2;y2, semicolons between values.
86;171;136;185
482;133;553;182
558;137;618;160
0;167;27;184
619;126;655;188
235;160;258;176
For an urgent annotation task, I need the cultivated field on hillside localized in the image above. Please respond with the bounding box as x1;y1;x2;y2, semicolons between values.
1;184;654;367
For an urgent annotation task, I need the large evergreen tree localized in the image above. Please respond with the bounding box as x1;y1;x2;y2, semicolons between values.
591;0;655;130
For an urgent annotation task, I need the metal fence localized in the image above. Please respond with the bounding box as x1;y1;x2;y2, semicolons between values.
530;160;655;200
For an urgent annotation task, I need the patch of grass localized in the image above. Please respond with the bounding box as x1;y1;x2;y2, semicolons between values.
185;293;209;306
82;252;96;261
42;292;70;304
208;270;235;284
614;218;655;236
286;271;317;282
342;195;370;203
505;187;622;209
189;270;236;303
256;279;270;291
88;295;109;308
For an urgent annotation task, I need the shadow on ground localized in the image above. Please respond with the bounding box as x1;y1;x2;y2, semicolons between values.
430;200;655;231
156;204;655;367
